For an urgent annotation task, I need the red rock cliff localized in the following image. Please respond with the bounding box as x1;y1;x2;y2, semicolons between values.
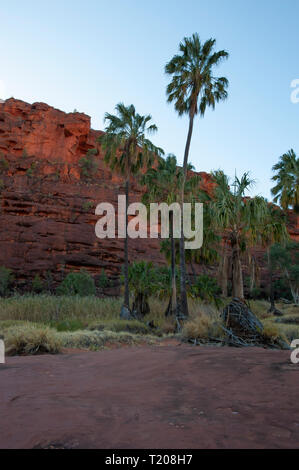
0;98;214;285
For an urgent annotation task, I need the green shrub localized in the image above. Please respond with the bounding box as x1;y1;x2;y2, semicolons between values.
0;157;9;174
273;278;292;301
82;200;94;212
97;269;110;289
79;149;98;178
190;275;222;307
0;266;14;296
127;261;164;316
32;274;44;294
57;270;96;296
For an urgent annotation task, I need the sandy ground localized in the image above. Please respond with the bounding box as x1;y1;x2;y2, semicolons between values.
1;344;299;449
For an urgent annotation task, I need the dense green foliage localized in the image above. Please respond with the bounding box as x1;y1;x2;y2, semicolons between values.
79;149;98;178
270;242;299;304
271;149;299;213
57;270;96;297
0;266;14;296
190;274;221;307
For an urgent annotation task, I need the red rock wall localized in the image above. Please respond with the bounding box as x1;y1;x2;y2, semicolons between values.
0;98;297;290
0;98;214;286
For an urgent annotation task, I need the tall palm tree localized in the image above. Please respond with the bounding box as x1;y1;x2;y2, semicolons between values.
271;149;299;213
165;33;229;316
211;171;269;299
99;103;164;316
141;154;199;317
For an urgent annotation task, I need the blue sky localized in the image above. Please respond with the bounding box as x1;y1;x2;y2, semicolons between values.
1;0;298;199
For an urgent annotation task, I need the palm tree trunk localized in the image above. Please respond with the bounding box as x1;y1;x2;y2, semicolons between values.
170;212;177;315
165;212;177;317
232;241;244;298
179;112;195;317
124;178;130;309
267;248;275;312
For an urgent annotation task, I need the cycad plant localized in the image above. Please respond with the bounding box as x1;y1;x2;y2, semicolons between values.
271;149;299;213
99;103;164;317
165;33;229;316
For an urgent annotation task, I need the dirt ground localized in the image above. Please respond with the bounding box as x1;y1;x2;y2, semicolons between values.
1;344;299;449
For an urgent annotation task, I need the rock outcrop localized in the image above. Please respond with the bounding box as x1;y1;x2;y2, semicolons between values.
0;98;214;286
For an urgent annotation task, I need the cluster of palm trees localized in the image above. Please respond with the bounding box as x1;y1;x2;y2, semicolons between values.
99;33;230;319
98;32;298;319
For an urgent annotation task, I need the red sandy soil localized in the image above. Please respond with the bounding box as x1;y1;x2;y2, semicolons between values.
1;344;299;449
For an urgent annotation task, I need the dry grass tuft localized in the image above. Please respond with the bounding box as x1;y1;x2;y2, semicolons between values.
59;329;157;350
4;324;62;356
182;311;223;342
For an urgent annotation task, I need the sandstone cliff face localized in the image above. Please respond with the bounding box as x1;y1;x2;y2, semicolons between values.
0;98;297;292
0;98;215;286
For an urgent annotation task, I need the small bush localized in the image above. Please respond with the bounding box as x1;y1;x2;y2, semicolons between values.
250;300;272;319
32;274;44;294
57;271;96;297
0;157;9;174
0;266;14;296
190;275;222;307
273;278;292;301
160;317;176;335
261;319;289;346
82;200;94;212
97;269;110;289
79;149;98;178
5;325;61;356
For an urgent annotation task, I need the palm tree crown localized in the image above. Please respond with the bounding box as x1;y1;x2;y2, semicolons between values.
141;154;197;205
99;103;164;175
271;149;299;213
211;171;269;298
211;171;268;243
165;33;229;117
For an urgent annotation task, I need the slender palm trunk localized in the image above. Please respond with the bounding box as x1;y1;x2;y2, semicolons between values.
165;212;177;317
170;212;177;315
124;178;130;309
231;241;244;298
179;112;195;317
267;248;275;312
